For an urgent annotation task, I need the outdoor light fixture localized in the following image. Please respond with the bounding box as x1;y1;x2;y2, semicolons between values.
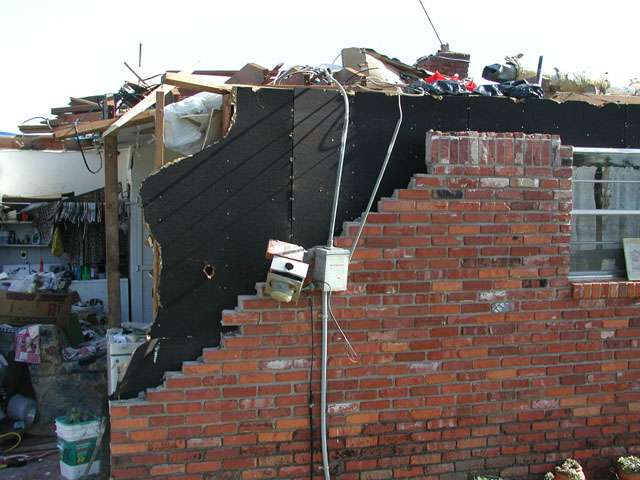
264;255;309;303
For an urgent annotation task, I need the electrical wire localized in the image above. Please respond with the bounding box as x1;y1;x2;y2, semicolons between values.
313;281;358;363
272;66;330;86
349;91;404;262
327;291;358;363
417;0;444;46
0;432;21;454
74;122;102;174
20;116;53;130
72;102;103;174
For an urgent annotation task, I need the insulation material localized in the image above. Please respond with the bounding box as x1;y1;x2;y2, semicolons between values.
164;92;223;155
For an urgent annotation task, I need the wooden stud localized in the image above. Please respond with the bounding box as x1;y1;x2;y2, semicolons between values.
155;90;165;169
104;134;121;329
151;89;166;319
221;92;234;138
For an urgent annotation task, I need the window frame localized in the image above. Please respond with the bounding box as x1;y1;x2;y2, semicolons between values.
569;147;640;281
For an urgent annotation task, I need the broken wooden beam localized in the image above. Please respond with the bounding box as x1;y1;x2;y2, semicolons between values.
225;63;270;85
166;69;239;77
51;104;98;115
0;135;93;150
18;124;53;134
162;73;234;95
53;110;155;139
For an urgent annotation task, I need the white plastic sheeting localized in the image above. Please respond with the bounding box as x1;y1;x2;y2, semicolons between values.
163;92;222;156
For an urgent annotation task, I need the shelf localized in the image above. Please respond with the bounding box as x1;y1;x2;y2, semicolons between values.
0;221;34;225
0;244;48;248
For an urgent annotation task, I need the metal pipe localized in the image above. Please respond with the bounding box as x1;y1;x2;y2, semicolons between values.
324;69;349;249
320;290;330;480
535;56;544;86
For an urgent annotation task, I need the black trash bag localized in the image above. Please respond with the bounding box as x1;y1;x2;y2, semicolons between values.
409;79;469;96
497;79;544;99
473;84;504;96
432;80;469;95
408;79;442;95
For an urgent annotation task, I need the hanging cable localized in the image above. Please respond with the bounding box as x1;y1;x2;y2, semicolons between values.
74;122;102;174
20;116;53;130
72;102;103;174
327;291;358;363
349;91;403;261
314;281;358;363
417;0;444;46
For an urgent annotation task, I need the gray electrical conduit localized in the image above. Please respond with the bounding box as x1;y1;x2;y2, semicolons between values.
325;69;350;249
321;67;349;480
319;74;403;478
349;92;404;261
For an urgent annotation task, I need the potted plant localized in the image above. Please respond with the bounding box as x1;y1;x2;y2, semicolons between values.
617;455;640;480
545;459;585;480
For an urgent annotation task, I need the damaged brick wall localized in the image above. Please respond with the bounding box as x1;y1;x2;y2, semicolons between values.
415;48;470;78
109;131;640;480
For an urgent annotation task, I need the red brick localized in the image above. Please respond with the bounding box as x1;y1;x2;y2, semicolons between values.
130;429;168;441
112;417;148;430
111;467;150;478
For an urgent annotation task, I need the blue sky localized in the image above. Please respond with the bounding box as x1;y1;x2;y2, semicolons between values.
1;0;637;132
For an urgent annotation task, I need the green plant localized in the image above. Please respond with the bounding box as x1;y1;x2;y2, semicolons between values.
550;459;584;480
557;459;582;472
474;476;503;480
618;456;640;473
65;407;92;424
544;473;555;480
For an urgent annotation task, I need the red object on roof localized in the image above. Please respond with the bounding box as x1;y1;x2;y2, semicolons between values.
464;79;478;92
425;71;447;83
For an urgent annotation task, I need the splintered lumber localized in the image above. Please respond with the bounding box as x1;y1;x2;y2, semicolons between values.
70;97;100;107
103;86;161;137
225;63;269;85
51;104;99;115
166;69;238;77
18;124;53;134
104;64;199;137
161;73;234;95
53;110;155;139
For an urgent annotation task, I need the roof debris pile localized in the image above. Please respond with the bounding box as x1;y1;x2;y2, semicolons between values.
5;46;640;146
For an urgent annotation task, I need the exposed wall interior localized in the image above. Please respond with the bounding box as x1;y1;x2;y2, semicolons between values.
110;131;640;480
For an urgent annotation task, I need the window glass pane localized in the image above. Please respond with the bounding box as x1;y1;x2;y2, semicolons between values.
571;149;640;277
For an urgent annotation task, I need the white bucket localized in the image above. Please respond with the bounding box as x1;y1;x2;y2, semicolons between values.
55;416;101;480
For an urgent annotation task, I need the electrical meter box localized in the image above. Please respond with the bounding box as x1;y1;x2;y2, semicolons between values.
313;247;350;292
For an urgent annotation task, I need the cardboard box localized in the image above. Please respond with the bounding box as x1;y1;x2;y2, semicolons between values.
0;290;77;327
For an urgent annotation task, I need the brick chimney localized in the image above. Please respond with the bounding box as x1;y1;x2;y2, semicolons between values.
415;44;471;78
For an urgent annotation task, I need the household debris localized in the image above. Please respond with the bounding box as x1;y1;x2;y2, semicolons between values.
3;44;639;403
5;45;638;148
